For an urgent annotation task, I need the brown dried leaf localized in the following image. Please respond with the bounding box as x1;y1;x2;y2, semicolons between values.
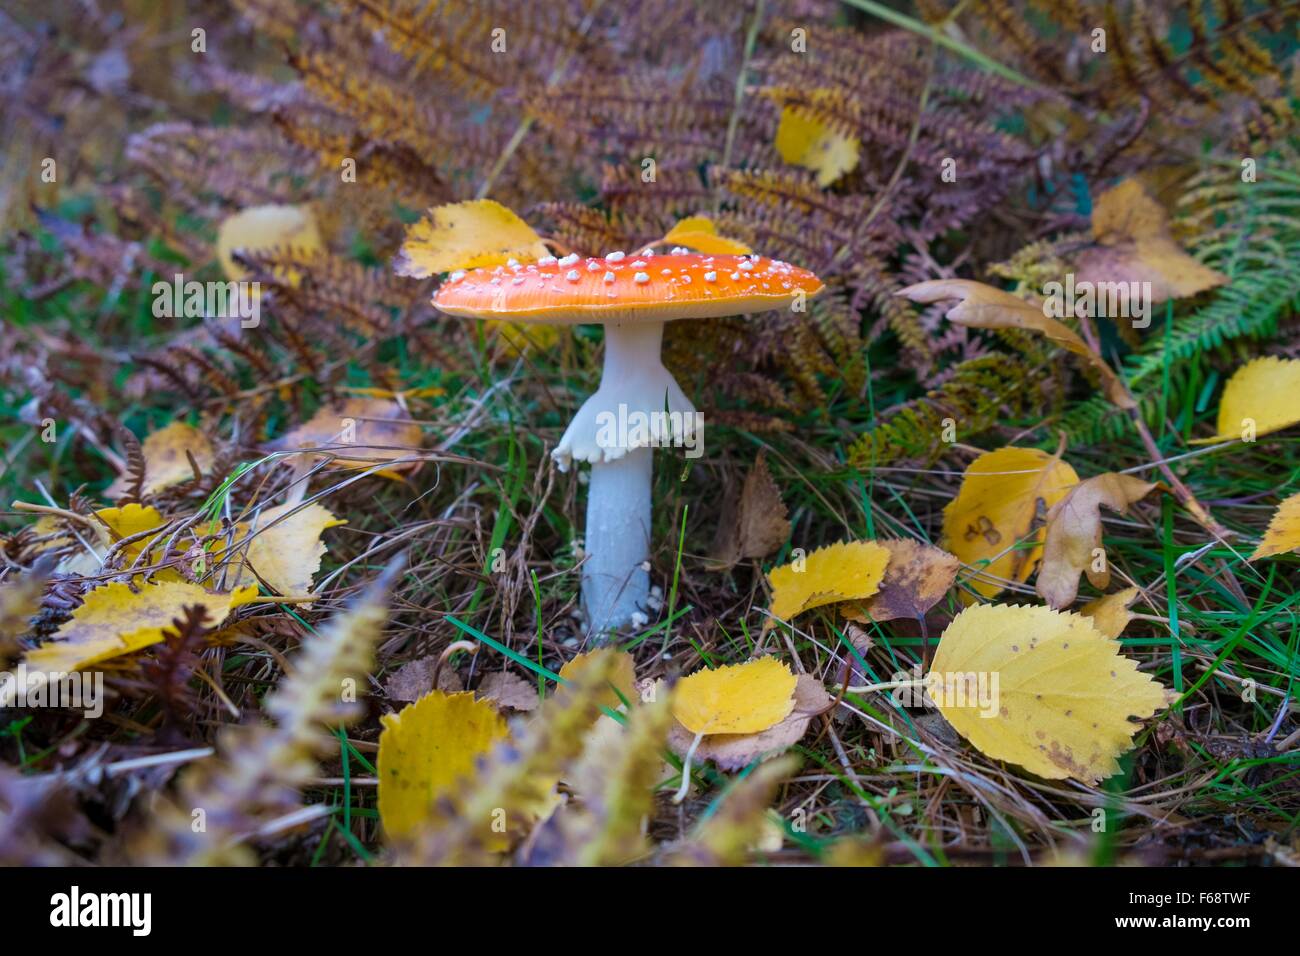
477;670;540;712
269;397;423;477
1036;474;1156;609
841;539;959;622
709;450;790;570
897;279;1136;409
384;656;464;702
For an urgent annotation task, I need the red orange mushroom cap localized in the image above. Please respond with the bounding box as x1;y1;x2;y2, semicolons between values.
433;252;823;324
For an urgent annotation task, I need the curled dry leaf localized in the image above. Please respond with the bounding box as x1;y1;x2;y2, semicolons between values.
477;670;540;712
668;674;832;771
1192;357;1300;444
767;540;889;623
269;397;423;477
1036;473;1156;609
19;581;258;678
1251;491;1300;561
395;198;550;278
106;421;214;498
709;450;790;570
841;538;959;622
220;502;346;599
928;604;1167;785
772;96;860;187
377;689;509;841
1073;179;1227;305
672;657;797;735
660;215;753;255
942;447;1079;601
1080;586;1141;639
897;279;1135;409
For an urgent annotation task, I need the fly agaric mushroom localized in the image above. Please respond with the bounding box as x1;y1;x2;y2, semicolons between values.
434;251;823;635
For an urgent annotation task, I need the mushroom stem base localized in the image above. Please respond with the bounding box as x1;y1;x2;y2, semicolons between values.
583;445;652;637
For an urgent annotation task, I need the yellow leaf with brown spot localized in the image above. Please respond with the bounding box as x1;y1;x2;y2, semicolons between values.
942;447;1080;600
1192;357;1300;444
270;398;423;477
1252;491;1300;560
898;280;1135;408
558;649;637;712
22;581;258;675
842;539;959;622
1074;179;1227;304
672;658;797;736
1080;587;1141;638
217;204;323;282
928;604;1167;785
1036;473;1156;608
767;540;889;621
774;104;859;187
220;502;346;599
377;690;509;840
661;216;753;256
395;199;550;278
108;422;214;498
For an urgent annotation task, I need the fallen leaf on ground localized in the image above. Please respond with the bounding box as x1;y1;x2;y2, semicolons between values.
217;204;322;282
395;199;550;277
220;502;345;598
898;279;1135;408
1193;357;1300;444
559;649;637;711
23;581;258;675
1036;473;1156;608
269;397;423;477
668;674;831;770
673;657;797;736
1080;587;1141;638
928;603;1167;784
767;540;889;622
377;689;509;840
710;450;790;570
477;670;540;711
661;215;753;255
1074;179;1227;304
841;539;959;622
383;656;464;701
107;422;214;498
773;101;859;187
942;447;1080;601
1252;491;1300;560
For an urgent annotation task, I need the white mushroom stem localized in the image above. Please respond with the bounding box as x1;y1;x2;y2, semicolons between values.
553;321;699;636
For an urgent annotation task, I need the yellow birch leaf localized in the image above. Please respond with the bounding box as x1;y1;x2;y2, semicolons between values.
1036;473;1156;608
898;279;1136;408
928;604;1167;784
1252;491;1300;560
1192;357;1300;444
774;105;859;187
395;199;550;278
24;581;258;674
942;447;1080;600
558;649;637;712
217;204;322;282
661;216;753;255
377;690;509;841
767;540;889;621
107;422;214;498
269;398;423;478
95;503;168;571
221;502;346;598
1080;587;1141;638
672;658;797;735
